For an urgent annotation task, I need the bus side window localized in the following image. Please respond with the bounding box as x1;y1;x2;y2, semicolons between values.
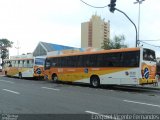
27;60;29;67
45;59;51;69
15;60;18;67
97;54;103;67
123;51;140;67
108;62;113;67
77;56;83;67
18;60;20;67
29;60;33;67
11;61;15;67
24;60;27;67
89;54;98;67
51;58;56;67
57;58;60;67
84;55;89;67
9;61;12;67
71;56;77;67
22;60;24;67
19;60;23;67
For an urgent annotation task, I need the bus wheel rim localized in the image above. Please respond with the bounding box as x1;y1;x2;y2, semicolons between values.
92;79;98;87
54;77;57;81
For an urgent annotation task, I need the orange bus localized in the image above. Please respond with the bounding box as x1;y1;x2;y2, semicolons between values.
44;47;157;87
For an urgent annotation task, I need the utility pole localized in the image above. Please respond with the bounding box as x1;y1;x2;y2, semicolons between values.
15;41;20;55
134;0;145;46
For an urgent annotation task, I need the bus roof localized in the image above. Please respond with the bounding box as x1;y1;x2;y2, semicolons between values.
47;47;141;58
4;58;33;61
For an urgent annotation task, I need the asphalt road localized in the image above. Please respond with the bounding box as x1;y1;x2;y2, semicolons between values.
0;76;160;120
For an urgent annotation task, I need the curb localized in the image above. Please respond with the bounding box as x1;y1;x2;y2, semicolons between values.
138;86;160;90
116;84;160;91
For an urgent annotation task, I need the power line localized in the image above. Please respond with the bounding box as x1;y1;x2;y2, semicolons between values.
139;40;160;48
140;39;160;41
80;0;108;8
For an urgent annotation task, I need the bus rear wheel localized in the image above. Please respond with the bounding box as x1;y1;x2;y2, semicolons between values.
19;72;22;79
90;76;100;88
52;74;58;83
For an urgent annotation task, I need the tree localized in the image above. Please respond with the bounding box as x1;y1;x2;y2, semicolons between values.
101;35;128;50
0;39;13;60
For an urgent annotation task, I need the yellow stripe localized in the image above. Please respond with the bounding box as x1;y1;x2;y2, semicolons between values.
6;67;31;76
57;67;133;82
139;78;156;84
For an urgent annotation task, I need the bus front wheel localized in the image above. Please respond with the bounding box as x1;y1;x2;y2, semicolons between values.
90;76;100;88
52;74;58;83
19;72;22;79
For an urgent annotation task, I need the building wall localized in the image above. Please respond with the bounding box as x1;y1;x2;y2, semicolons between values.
81;22;89;48
33;44;47;57
81;15;110;49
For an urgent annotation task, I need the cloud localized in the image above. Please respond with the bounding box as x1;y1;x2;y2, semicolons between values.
1;0;160;57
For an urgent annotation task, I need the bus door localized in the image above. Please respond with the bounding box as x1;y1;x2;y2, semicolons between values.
48;57;64;81
44;58;52;80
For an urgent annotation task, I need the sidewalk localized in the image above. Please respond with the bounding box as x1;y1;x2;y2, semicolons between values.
142;81;160;89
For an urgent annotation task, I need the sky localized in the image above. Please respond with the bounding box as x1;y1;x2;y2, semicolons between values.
0;0;160;57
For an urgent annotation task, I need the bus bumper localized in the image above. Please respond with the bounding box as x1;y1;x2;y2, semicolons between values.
139;78;157;85
33;74;44;77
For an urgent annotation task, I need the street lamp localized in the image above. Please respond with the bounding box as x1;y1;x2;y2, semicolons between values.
134;0;145;46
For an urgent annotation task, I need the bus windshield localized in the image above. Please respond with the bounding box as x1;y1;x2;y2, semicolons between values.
35;58;45;65
143;48;156;62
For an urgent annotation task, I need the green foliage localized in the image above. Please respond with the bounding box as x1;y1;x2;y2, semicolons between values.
0;39;13;60
101;35;128;50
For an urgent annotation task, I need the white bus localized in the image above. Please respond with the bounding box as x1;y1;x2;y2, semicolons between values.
3;56;45;79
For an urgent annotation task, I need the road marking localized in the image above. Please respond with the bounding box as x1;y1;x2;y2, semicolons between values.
123;100;160;108
41;87;60;91
3;89;20;95
85;111;117;120
85;111;99;114
0;80;14;84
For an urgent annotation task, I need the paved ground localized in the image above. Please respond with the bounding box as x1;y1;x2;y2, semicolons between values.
0;76;160;120
1;76;160;120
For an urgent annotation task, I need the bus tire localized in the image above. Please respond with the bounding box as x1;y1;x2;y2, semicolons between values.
52;74;58;83
19;72;22;79
90;76;100;88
